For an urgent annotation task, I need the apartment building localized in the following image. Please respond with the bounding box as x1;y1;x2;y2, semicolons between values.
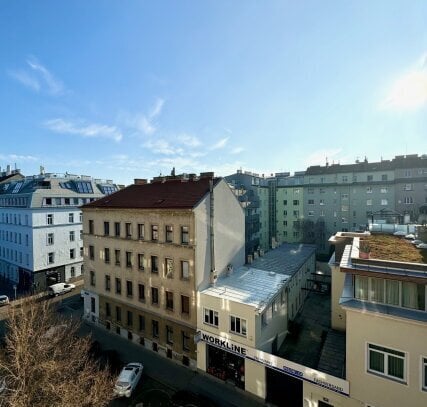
329;231;427;407
81;173;245;368
0;171;119;291
225;170;269;258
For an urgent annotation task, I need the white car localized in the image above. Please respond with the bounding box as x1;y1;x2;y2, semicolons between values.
0;295;9;306
47;283;76;297
114;362;143;398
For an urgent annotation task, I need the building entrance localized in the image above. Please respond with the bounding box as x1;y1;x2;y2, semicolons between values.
206;345;245;389
266;366;303;407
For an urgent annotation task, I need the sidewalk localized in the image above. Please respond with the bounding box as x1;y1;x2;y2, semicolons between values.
82;323;265;407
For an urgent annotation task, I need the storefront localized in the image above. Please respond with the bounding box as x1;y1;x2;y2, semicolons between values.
206;344;245;389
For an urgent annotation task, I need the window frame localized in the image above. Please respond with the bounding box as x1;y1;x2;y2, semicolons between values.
204;308;219;327
230;315;247;337
367;342;406;383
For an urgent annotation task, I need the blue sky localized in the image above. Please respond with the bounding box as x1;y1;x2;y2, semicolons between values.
1;1;427;185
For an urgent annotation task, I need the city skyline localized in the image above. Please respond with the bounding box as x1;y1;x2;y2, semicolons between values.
1;1;427;185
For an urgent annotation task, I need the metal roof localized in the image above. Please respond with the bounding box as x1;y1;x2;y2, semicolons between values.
201;266;288;312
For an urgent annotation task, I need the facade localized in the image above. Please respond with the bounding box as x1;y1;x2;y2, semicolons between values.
0;171;118;291
81;173;245;369
196;243;354;407
329;231;427;407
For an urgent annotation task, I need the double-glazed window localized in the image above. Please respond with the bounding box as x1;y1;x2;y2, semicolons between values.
204;308;219;327
70;249;75;259
230;315;247;336
48;252;54;264
367;343;406;382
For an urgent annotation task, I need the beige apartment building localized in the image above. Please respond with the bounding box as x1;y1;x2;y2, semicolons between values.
329;231;427;407
81;173;245;368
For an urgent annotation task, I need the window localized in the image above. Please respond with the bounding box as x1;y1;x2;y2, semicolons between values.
283;200;287;205
69;231;75;242
422;357;427;391
47;214;53;225
166;291;174;310
69;249;75;259
308;210;314;216
68;213;74;223
367;343;406;382
127;311;133;327
230;316;247;336
138;253;144;270
181;295;190;315
319;199;325;205
308;199;314;205
366;199;372;206
404;183;412;191
181;226;189;245
104;221;110;235
114;222;120;237
166;225;173;242
48;252;54;264
366;186;372;193
88;220;94;235
70;266;75;278
182;331;190;351
115;278;121;294
382;174;388;181
152;320;159;338
105;302;111;317
283;210;287;216
138;284;145;302
126;251;132;268
293;200;299;205
139;315;145;331
115;249;120;265
181;261;189;279
125;222;132;238
204;308;219;327
151;225;158;241
404;196;414;204
126;281;133;297
80;230;83;240
45;198;52;206
165;258;174;278
380;187;388;193
151;256;158;273
342;175;348;182
367;175;373;182
166;325;173;344
138;223;145;240
90;270;95;286
116;306;121;322
151;287;159;305
47;233;54;245
105;275;111;291
381;199;388;206
104;248;110;263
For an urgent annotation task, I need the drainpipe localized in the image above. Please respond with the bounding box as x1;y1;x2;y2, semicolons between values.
210;179;216;283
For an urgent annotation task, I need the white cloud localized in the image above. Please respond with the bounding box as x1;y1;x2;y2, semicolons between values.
143;139;183;155
8;70;40;92
230;147;244;155
303;148;342;167
149;98;164;119
0;154;38;162
177;134;201;147
44;118;123;142
9;57;64;95
381;52;427;111
210;137;229;150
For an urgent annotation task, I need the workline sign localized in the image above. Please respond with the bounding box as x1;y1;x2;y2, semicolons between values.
199;330;349;396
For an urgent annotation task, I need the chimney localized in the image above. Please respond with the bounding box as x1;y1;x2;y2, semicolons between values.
134;178;148;185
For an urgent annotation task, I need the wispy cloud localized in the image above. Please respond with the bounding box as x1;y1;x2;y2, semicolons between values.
230;147;244;154
121;98;165;136
44;118;123;142
303;148;342;167
177;134;201;147
143;139;183;155
210;137;229;150
381;52;427;111
9;57;64;95
0;154;38;162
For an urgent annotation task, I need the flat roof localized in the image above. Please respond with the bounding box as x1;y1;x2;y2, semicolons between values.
201;267;288;312
250;243;316;277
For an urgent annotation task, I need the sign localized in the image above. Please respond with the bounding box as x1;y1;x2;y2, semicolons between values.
198;330;349;396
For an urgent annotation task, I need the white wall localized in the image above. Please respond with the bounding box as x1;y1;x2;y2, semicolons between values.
194;179;245;290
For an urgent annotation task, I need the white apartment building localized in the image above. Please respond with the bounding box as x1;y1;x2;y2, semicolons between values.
0;171;119;292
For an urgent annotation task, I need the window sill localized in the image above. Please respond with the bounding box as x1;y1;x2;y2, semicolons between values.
367;370;407;385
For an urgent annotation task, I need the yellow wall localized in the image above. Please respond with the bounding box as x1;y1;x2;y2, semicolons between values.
331;261;346;331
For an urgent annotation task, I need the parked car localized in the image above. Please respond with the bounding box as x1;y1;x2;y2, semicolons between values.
0;295;9;306
47;283;76;297
114;362;143;398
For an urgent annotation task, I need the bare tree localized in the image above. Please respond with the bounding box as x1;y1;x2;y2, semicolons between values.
0;300;114;407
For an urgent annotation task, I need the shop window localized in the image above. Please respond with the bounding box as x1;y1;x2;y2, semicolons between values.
367;343;406;382
116;327;120;335
230;316;247;336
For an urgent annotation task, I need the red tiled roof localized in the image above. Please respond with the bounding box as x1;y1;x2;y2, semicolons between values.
82;177;221;209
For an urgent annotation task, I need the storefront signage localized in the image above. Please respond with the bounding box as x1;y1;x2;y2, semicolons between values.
199;330;349;396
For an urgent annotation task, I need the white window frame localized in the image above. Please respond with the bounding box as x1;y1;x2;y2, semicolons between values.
47;233;54;246
366;342;407;383
69;213;74;223
204;308;219;327
230;315;247;337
